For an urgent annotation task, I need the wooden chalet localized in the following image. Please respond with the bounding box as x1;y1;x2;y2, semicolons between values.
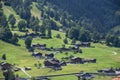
98;68;120;74
32;43;46;50
76;73;94;80
45;53;54;59
70;57;84;64
32;52;43;58
44;58;62;70
54;47;79;52
75;42;91;47
0;62;12;70
84;59;96;63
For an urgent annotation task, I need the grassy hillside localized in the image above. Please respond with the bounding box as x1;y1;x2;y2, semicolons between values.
0;29;120;80
2;4;21;24
32;30;69;48
31;2;41;19
0;39;120;80
48;0;120;33
0;40;38;66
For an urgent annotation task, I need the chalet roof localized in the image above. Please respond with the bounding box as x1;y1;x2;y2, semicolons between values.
45;58;60;64
75;42;91;46
76;73;94;79
32;52;41;55
32;43;46;46
71;57;83;60
1;62;12;66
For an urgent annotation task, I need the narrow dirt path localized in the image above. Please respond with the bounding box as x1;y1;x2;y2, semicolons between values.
16;66;31;78
20;68;31;78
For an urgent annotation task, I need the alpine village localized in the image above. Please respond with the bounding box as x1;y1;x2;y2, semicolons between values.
0;0;120;80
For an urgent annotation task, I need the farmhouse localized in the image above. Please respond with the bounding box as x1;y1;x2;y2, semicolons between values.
84;59;96;63
76;73;94;80
44;58;62;70
75;42;91;47
71;57;84;64
0;62;12;70
32;52;43;58
27;33;38;38
36;76;50;80
32;43;46;50
54;47;79;52
54;48;70;51
45;53;54;59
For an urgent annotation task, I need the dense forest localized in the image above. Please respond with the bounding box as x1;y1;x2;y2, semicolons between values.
48;0;120;33
0;0;120;47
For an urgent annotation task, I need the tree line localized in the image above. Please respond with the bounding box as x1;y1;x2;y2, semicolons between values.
0;0;120;47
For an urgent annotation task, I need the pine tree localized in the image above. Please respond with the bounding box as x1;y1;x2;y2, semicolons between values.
25;36;32;49
18;20;27;31
63;38;68;44
47;28;52;38
11;33;19;44
2;54;6;60
5;69;15;80
8;14;16;29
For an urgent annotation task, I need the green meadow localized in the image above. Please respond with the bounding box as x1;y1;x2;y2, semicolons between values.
0;30;120;80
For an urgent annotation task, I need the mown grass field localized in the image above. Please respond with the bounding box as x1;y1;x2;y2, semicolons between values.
0;30;120;80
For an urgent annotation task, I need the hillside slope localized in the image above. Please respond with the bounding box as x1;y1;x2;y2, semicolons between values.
48;0;120;33
3;0;120;34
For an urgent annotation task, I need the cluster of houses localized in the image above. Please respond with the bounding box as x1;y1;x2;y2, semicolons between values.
32;43;82;53
43;55;96;70
31;42;91;53
31;52;66;70
98;68;120;75
31;50;96;70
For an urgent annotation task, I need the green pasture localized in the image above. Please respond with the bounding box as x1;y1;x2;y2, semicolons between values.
0;30;120;80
